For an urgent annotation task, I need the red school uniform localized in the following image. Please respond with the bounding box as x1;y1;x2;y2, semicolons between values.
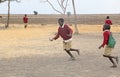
101;30;110;47
54;24;73;40
23;16;28;23
105;19;112;25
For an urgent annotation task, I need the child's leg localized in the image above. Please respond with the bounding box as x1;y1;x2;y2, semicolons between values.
63;41;75;60
70;48;80;55
103;55;118;64
65;49;75;60
103;55;117;67
108;57;117;67
110;56;119;64
24;23;27;28
64;41;80;55
103;46;118;67
25;25;27;28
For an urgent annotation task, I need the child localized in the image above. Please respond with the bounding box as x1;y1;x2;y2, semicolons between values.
23;14;28;28
105;16;112;25
103;16;112;31
49;18;79;60
99;24;118;68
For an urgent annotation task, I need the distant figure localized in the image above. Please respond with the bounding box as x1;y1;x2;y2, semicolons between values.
49;18;80;60
0;16;2;22
105;16;112;25
103;16;112;31
99;24;118;68
23;14;28;28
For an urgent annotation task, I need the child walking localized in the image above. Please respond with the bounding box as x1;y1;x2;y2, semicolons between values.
99;24;118;68
49;18;79;60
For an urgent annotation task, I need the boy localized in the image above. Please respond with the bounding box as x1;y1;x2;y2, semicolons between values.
49;18;79;60
99;24;118;68
23;14;28;28
105;16;112;25
103;16;112;31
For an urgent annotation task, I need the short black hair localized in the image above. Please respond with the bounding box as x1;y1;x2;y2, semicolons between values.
25;14;27;16
103;24;110;30
58;18;64;22
106;16;109;19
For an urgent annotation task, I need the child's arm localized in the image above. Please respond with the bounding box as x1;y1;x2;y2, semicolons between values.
98;45;102;49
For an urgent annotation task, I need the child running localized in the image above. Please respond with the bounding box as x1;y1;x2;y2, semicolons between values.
49;18;80;60
99;24;118;68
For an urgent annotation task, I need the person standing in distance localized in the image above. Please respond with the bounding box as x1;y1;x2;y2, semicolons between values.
105;16;112;25
103;16;113;31
49;18;80;60
23;14;28;28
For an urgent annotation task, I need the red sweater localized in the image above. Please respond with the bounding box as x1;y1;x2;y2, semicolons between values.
105;19;112;25
102;30;110;47
23;17;28;23
54;24;73;40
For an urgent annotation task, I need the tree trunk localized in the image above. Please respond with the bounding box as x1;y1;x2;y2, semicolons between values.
72;0;79;34
5;0;10;28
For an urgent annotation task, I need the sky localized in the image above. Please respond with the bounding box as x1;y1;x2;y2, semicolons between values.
0;0;120;14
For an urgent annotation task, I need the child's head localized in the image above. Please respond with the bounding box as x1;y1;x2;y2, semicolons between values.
25;14;27;17
103;24;110;31
58;18;64;26
106;16;110;19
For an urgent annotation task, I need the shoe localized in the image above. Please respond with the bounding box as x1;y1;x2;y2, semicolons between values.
116;56;118;64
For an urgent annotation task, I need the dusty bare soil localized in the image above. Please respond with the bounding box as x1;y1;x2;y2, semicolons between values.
0;24;120;77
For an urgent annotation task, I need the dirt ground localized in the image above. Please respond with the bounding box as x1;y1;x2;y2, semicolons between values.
0;24;120;77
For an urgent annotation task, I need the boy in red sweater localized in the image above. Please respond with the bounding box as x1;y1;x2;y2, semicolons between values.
105;16;112;25
99;24;118;68
50;18;79;60
103;16;112;31
23;14;28;28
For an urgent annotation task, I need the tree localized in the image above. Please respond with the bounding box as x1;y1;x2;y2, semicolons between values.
41;0;69;14
42;0;79;34
0;0;20;3
72;0;79;34
0;0;21;28
5;0;10;28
